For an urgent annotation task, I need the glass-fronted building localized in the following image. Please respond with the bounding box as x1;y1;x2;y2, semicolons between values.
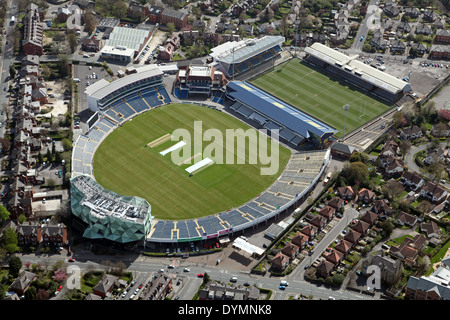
70;175;154;244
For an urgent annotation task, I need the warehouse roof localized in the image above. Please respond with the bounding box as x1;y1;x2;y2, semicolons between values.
105;26;151;52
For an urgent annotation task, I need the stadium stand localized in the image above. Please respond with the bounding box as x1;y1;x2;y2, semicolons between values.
209;36;284;78
224;81;336;148
146;149;331;243
304;43;410;103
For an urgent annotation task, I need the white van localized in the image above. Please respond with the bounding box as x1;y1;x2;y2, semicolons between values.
280;280;289;287
73;78;80;83
230;276;237;282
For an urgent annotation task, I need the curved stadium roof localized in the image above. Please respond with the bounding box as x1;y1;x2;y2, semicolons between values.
226;81;337;142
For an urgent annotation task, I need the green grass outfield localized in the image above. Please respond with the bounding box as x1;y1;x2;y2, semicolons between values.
250;59;394;137
93;103;291;220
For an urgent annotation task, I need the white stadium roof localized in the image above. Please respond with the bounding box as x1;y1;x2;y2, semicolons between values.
85;65;163;101
305;43;409;95
210;36;284;64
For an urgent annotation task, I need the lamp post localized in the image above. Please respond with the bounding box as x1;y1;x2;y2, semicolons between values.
342;104;350;141
295;20;300;57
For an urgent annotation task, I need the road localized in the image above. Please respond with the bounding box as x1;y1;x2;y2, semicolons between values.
351;0;381;52
0;0;18;137
18;247;376;300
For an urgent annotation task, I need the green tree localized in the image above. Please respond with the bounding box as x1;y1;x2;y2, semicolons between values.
3;228;19;254
9;255;22;278
167;22;175;34
67;33;78;53
0;204;10;222
380;219;395;237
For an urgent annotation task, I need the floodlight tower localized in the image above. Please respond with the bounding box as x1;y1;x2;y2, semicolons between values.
342;104;350;141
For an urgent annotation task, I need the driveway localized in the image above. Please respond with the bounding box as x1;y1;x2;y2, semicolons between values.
403;141;449;180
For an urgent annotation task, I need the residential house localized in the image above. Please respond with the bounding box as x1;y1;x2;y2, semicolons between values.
379;139;398;158
81;38;102;52
22;4;44;55
192;20;207;31
319;206;336;222
433;19;446;29
390;39;406;53
423;10;440;22
310;215;327;231
370;35;387;50
431;123;450;137
325;250;344;265
334;240;353;256
198;281;259;300
327;196;345;211
401;171;425;191
344;230;362;246
384;4;400;17
361;251;402;286
56;7;71;22
410;43;427;56
315;260;335;278
420;221;441;239
372;199;394;219
41;222;67;247
397;21;411;33
160;9;188;29
385;158;404;177
430;44;450;59
272;252;290;271
403;7;420;18
424;147;448;165
9;271;37;296
420;181;448;203
358;188;375;204
389;234;426;265
143;274;174;300
148;5;163;24
406;266;450;300
361;210;378;226
400;125;422;140
353;220;370;236
435;29;450;44
93;274;120;298
415;23;432;36
300;225;317;241
337;186;354;200
281;242;300;260
396;211;418;227
127;1;150;19
291;232;308;250
16;221;41;246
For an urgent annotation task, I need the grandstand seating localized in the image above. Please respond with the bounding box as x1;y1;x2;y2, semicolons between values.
72;86;171;178
146;149;331;243
226;47;280;77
